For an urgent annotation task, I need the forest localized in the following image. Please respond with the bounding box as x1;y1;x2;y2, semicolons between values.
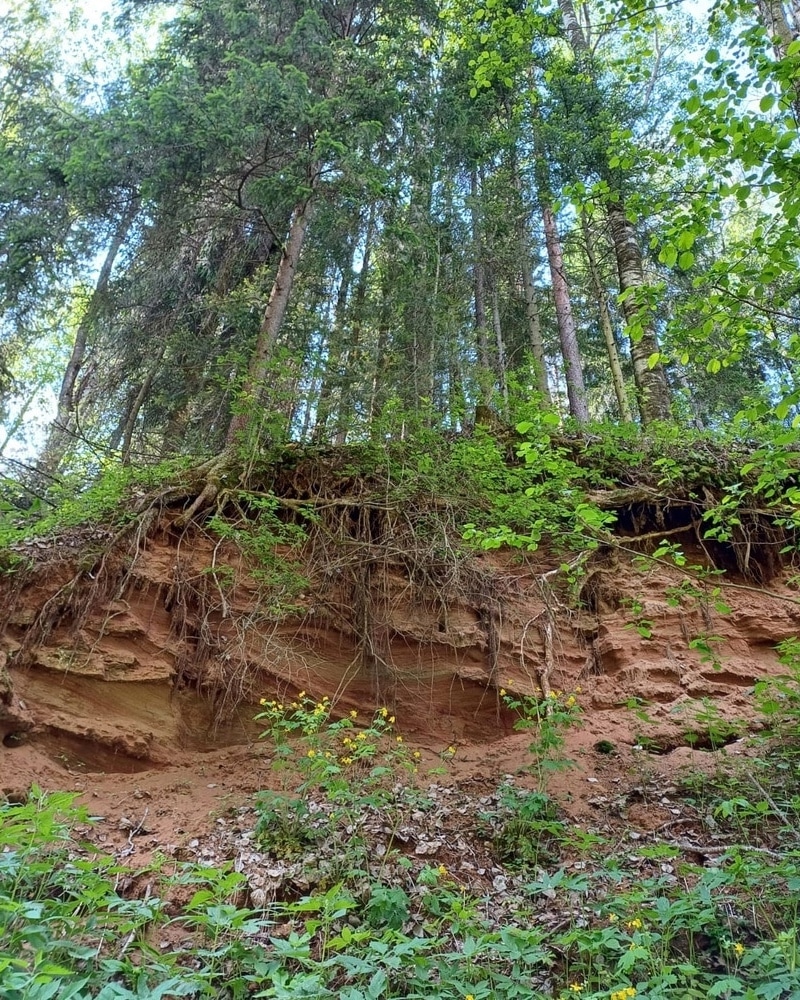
3;2;800;999
1;0;798;488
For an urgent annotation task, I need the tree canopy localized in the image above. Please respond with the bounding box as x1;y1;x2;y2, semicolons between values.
0;0;798;485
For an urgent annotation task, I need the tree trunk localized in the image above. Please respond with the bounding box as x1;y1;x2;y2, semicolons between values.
225;192;314;448
756;0;800;121
557;0;588;51
470;169;492;398
334;204;376;445
490;280;509;415
121;349;165;465
315;266;351;442
606;200;671;423
580;212;633;421
541;202;589;424
36;194;140;478
556;0;670;425
511;158;550;401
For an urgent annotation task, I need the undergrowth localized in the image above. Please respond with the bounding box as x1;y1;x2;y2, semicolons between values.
3;409;798;569
6;683;800;999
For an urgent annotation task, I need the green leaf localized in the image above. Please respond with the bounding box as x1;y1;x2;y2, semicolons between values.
659;243;678;267
678;250;695;269
760;93;776;112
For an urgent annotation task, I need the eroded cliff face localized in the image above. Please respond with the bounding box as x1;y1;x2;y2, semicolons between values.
1;511;798;786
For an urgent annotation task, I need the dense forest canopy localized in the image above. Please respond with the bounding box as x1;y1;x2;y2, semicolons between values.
0;0;799;491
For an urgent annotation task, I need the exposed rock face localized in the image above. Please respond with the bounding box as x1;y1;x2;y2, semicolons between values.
1;517;798;777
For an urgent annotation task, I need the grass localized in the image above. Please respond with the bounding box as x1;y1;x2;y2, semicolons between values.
4;694;800;999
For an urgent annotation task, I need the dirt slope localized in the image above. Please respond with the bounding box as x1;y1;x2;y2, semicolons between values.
1;512;799;853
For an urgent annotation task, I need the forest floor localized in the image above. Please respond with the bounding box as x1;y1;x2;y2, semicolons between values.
3;482;800;996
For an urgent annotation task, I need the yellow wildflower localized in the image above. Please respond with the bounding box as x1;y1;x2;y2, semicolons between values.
322;695;330;702
609;913;619;923
566;695;576;708
446;745;456;755
465;995;475;1000
437;864;447;876
380;707;389;718
625;918;642;931
259;698;267;706
306;749;316;758
569;985;584;994
413;751;421;758
389;715;396;724
396;735;403;743
733;942;745;957
350;709;358;718
341;756;353;765
356;732;367;740
499;688;507;696
297;691;306;699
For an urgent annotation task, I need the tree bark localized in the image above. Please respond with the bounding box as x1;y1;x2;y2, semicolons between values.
225;191;315;448
606;200;671;423
314;266;351;442
470;168;492;398
490;280;509;414
511;158;550;401
335;203;376;445
580;211;633;421
541;203;589;424
556;0;671;425
36;194;140;478
756;0;800;121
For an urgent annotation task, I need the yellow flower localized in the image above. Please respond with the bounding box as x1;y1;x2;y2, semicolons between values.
259;698;267;706
306;749;316;758
350;709;358;718
356;732;367;741
733;942;745;957
446;745;456;755
625;918;642;931
396;735;403;743
297;690;306;699
609;913;619;923
548;690;558;699
413;751;421;758
437;864;447;876
574;686;582;694
341;756;353;765
566;695;576;708
322;695;330;702
569;984;584;994
610;989;636;1000
499;688;507;696
291;702;299;709
277;704;284;711
465;995;475;1000
380;707;389;718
